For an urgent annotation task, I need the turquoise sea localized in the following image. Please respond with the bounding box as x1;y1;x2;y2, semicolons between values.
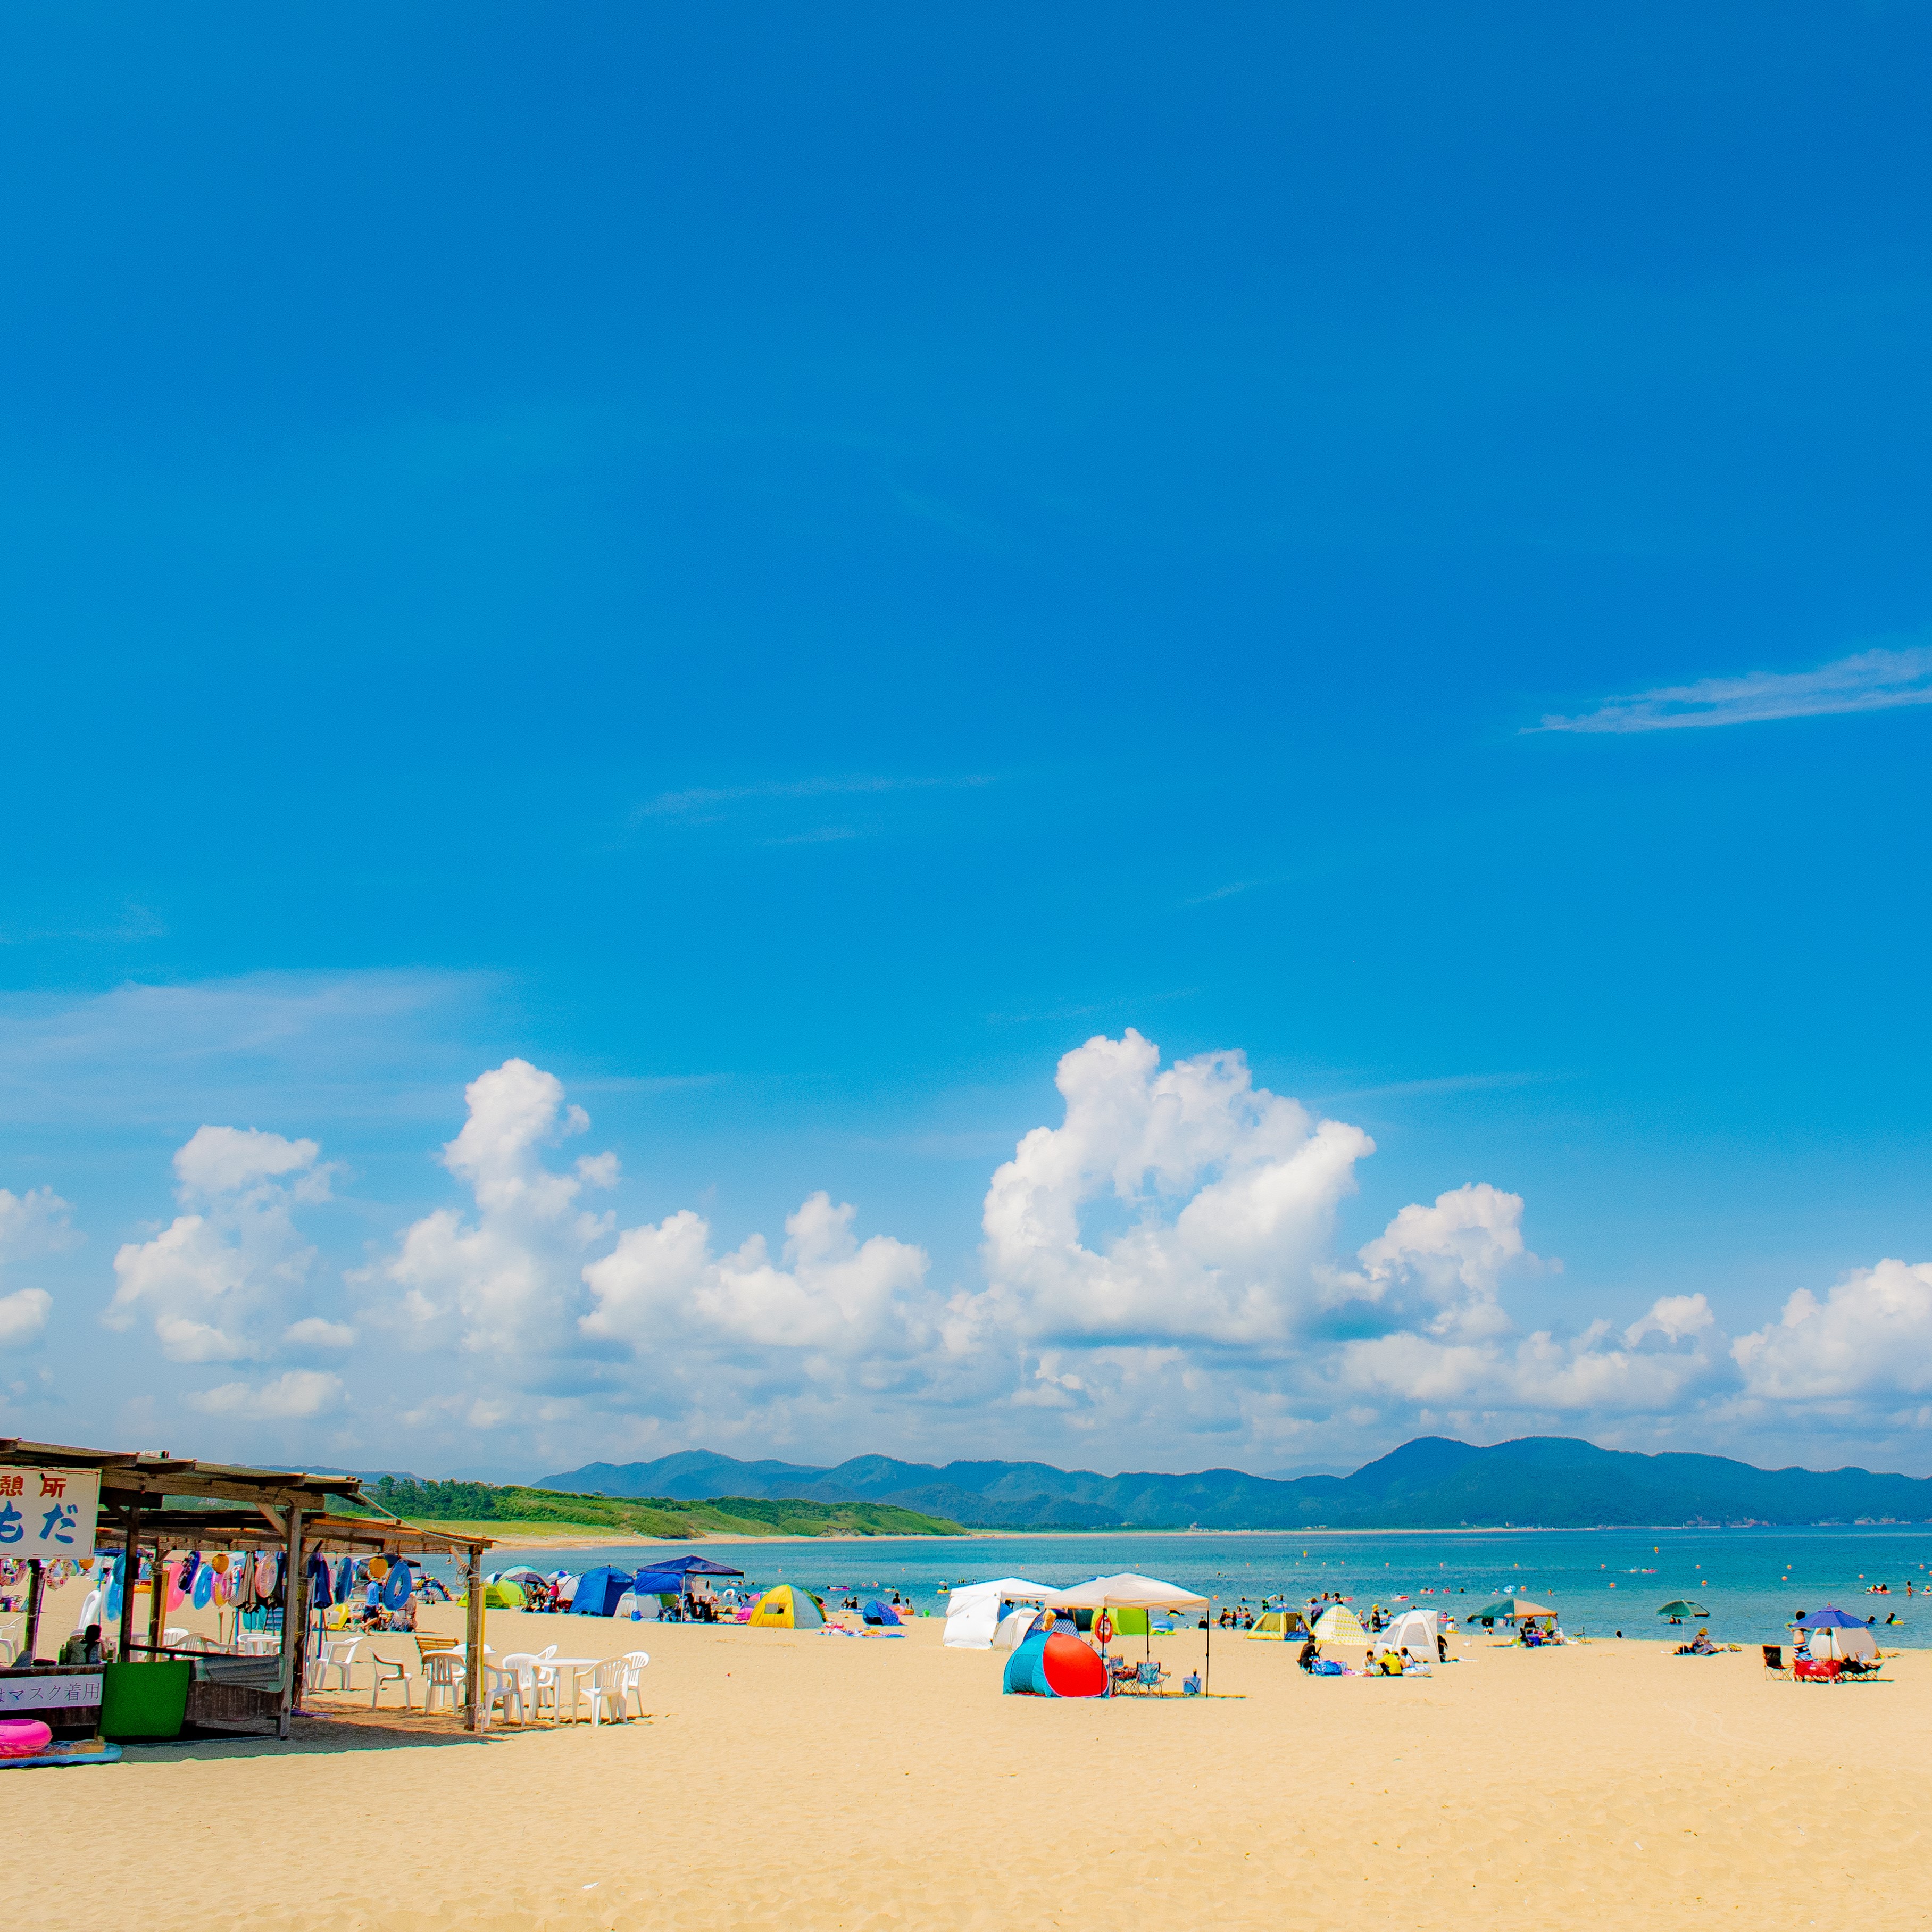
440;1523;1932;1645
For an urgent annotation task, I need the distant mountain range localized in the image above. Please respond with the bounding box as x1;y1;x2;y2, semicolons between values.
537;1436;1932;1531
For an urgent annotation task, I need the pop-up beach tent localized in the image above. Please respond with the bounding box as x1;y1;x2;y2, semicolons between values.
1387;1609;1438;1661
570;1567;634;1617
1312;1604;1368;1647
1246;1610;1310;1641
942;1578;1060;1650
1002;1627;1110;1698
749;1584;825;1629
861;1598;901;1626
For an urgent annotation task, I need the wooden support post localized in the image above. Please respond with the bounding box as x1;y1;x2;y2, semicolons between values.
463;1543;484;1731
22;1560;45;1663
116;1503;141;1662
147;1540;167;1655
277;1507;303;1740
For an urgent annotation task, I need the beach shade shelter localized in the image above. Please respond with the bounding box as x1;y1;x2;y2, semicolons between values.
748;1585;826;1629
570;1567;634;1617
1387;1609;1438;1661
1658;1600;1710;1622
1246;1610;1311;1641
861;1599;901;1626
1312;1604;1368;1647
0;1435;494;1737
942;1578;1060;1650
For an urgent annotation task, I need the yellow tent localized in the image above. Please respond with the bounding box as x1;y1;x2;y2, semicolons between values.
1246;1609;1310;1640
1311;1604;1367;1646
748;1584;826;1629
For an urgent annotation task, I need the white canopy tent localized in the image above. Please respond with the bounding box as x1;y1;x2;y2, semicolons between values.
942;1578;1062;1650
1049;1573;1217;1693
1048;1573;1209;1612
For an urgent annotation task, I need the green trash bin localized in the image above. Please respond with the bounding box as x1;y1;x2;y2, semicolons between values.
101;1661;191;1741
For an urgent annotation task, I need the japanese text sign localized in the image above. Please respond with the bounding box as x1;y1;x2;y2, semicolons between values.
0;1468;99;1559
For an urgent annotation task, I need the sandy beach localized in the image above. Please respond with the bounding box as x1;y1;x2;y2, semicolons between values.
13;1587;1928;1930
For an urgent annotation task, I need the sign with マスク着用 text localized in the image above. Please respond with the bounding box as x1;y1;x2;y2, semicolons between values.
0;1468;99;1559
0;1673;102;1712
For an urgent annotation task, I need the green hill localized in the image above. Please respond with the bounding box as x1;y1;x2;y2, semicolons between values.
358;1475;964;1539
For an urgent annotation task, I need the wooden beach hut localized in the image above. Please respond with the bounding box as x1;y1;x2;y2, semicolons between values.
0;1436;494;1738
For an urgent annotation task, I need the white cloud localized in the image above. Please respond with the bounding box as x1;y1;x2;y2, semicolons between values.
1335;1303;1721;1414
1346;1182;1537;1340
0;1186;79;1262
0;1185;76;1352
174;1125;322;1197
583;1190;930;1355
1732;1259;1932;1403
1536;643;1932;735
106;1127;331;1363
0;1288;52;1346
364;1059;618;1353
974;1030;1375;1348
285;1316;356;1350
187;1369;345;1421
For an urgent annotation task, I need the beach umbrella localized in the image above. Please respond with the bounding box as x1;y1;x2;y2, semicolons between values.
1793;1605;1873;1629
1469;1598;1555;1621
1657;1600;1709;1619
1312;1604;1368;1645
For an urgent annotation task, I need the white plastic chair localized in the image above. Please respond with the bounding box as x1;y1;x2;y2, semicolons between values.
370;1650;415;1711
619;1650;651;1717
0;1633;16;1667
313;1636;362;1693
481;1655;536;1728
162;1626;190;1647
423;1651;466;1717
584;1656;629;1726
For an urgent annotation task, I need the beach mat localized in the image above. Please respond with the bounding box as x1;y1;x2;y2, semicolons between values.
0;1743;123;1770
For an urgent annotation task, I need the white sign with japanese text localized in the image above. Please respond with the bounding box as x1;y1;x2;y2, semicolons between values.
0;1673;102;1712
0;1468;99;1559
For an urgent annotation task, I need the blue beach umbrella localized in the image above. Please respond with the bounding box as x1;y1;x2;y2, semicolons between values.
1794;1605;1873;1628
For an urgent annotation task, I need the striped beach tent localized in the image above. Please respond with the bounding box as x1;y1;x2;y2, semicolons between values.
1311;1604;1367;1646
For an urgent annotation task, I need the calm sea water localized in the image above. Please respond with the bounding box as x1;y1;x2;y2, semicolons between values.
431;1524;1932;1645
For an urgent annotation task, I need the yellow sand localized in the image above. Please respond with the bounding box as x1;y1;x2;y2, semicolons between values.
11;1589;1926;1929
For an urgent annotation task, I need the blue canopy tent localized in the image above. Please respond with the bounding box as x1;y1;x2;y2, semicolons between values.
570;1566;634;1617
633;1554;745;1619
631;1555;745;1590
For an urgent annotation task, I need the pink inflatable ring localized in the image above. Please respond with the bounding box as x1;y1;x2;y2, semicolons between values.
0;1719;54;1758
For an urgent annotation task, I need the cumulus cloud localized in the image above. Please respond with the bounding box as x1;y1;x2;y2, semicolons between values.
975;1030;1375;1348
187;1369;345;1421
1346;1182;1538;1340
583;1192;930;1357
0;1288;53;1346
1732;1259;1932;1403
106;1127;332;1362
0;1185;77;1351
1335;1301;1721;1414
364;1059;619;1354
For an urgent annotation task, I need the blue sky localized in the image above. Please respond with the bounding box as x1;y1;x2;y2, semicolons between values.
3;3;1930;1481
